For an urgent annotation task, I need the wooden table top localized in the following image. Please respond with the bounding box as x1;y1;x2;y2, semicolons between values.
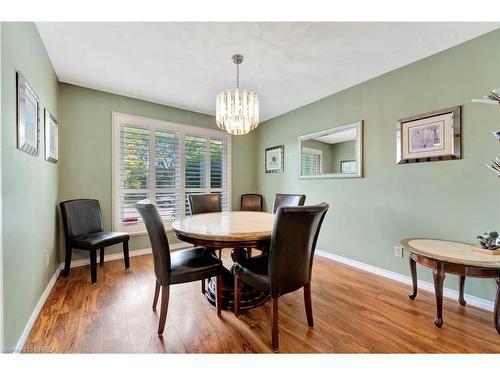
400;238;500;268
171;211;275;242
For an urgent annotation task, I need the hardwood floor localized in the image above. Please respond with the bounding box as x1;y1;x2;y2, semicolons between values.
24;250;500;353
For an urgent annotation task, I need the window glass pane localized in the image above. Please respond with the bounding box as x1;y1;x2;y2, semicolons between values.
120;191;148;225
185;136;206;188
121;126;150;189
301;153;321;175
301;154;312;175
156;192;179;222
155;130;179;188
210;139;223;188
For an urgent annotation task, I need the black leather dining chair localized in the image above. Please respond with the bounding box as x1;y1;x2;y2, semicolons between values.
60;199;130;283
241;194;263;212
239;194;264;258
188;193;221;215
136;200;223;335
272;193;306;213
233;203;329;352
188;193;223;294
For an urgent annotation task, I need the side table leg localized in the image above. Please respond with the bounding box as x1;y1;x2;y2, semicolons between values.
458;276;466;306
495;275;500;335
409;255;417;300
432;262;446;328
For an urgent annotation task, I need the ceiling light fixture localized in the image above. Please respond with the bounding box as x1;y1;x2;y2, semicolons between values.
216;54;259;135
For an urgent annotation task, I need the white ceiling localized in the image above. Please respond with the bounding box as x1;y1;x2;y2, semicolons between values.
315;128;357;144
36;22;499;121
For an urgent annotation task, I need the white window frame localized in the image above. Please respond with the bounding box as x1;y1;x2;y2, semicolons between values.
112;112;232;235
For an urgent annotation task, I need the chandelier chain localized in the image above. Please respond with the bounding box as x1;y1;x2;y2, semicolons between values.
236;63;240;89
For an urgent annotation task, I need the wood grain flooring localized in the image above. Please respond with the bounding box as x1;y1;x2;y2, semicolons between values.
23;250;500;353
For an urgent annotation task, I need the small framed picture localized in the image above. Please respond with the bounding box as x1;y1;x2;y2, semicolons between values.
340;160;357;173
396;106;461;164
16;71;40;156
44;109;58;163
265;145;284;173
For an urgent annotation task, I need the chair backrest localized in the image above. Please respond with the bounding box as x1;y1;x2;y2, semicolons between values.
60;199;104;239
135;200;171;286
240;194;263;212
269;203;329;298
188;193;221;215
272;193;306;213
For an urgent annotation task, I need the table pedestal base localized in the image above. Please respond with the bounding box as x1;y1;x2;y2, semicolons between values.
206;269;270;310
206;247;270;310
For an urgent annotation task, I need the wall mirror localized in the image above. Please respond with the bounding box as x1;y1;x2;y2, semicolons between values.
298;121;363;179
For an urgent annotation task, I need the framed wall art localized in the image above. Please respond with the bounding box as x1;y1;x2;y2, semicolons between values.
340;160;357;173
396;106;461;164
44;109;58;163
265;145;284;173
16;71;40;156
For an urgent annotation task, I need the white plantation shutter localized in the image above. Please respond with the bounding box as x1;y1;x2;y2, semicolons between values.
120;126;150;227
210;138;230;211
185;136;206;189
154;130;181;223
301;148;322;176
113;113;231;232
183;136;230;215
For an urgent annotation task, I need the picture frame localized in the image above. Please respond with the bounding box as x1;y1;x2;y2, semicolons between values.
340;160;357;173
396;106;461;164
16;71;40;156
44;109;58;163
265;145;284;173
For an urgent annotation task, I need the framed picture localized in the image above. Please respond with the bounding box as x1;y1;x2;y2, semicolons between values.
340;160;357;173
44;109;58;163
16;71;40;156
396;106;461;164
265;145;284;173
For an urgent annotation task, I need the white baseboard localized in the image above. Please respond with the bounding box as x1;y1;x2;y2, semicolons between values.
315;249;495;312
68;242;190;269
14;263;64;353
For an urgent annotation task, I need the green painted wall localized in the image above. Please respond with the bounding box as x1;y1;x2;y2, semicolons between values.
58;83;257;261
331;140;355;173
255;29;500;301
1;22;59;349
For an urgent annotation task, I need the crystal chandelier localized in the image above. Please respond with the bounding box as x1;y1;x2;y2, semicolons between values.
216;54;259;135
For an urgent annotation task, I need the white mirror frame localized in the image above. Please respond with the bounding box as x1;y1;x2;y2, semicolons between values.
297;120;363;179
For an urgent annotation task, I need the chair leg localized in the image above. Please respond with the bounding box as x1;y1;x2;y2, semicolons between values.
90;249;97;283
304;282;314;328
158;285;170;335
218;248;222;259
123;241;130;269
63;242;72;277
201;279;206;294
100;247;105;265
216;275;222;317
271;297;279;352
234;275;242;317
247;248;253;258
152;280;160;310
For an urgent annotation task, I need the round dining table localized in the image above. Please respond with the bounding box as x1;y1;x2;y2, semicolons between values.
171;211;275;310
